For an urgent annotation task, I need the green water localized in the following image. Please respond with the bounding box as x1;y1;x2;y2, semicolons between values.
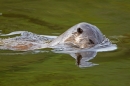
0;0;130;86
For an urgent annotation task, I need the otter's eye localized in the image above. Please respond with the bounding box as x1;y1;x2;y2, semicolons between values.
77;28;83;34
89;39;94;44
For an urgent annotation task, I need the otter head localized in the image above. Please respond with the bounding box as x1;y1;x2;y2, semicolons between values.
65;27;95;48
49;22;104;49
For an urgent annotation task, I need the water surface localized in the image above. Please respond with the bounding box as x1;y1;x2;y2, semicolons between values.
0;0;130;86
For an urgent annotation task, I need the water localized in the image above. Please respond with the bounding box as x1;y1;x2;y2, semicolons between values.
0;25;130;86
0;0;130;86
0;29;129;86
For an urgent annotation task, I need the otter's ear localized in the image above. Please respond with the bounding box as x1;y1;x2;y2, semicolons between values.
77;28;83;34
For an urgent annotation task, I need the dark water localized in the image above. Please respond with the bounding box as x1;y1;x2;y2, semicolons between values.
0;0;130;86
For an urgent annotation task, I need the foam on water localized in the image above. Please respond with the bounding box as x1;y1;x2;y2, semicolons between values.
0;31;55;51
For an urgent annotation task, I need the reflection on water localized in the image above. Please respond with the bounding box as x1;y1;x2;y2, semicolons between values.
53;44;117;68
70;51;98;68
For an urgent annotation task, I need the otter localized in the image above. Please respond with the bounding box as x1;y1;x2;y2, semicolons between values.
0;22;108;51
49;22;104;49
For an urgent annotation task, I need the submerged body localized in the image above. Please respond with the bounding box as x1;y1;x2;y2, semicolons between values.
0;22;110;51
